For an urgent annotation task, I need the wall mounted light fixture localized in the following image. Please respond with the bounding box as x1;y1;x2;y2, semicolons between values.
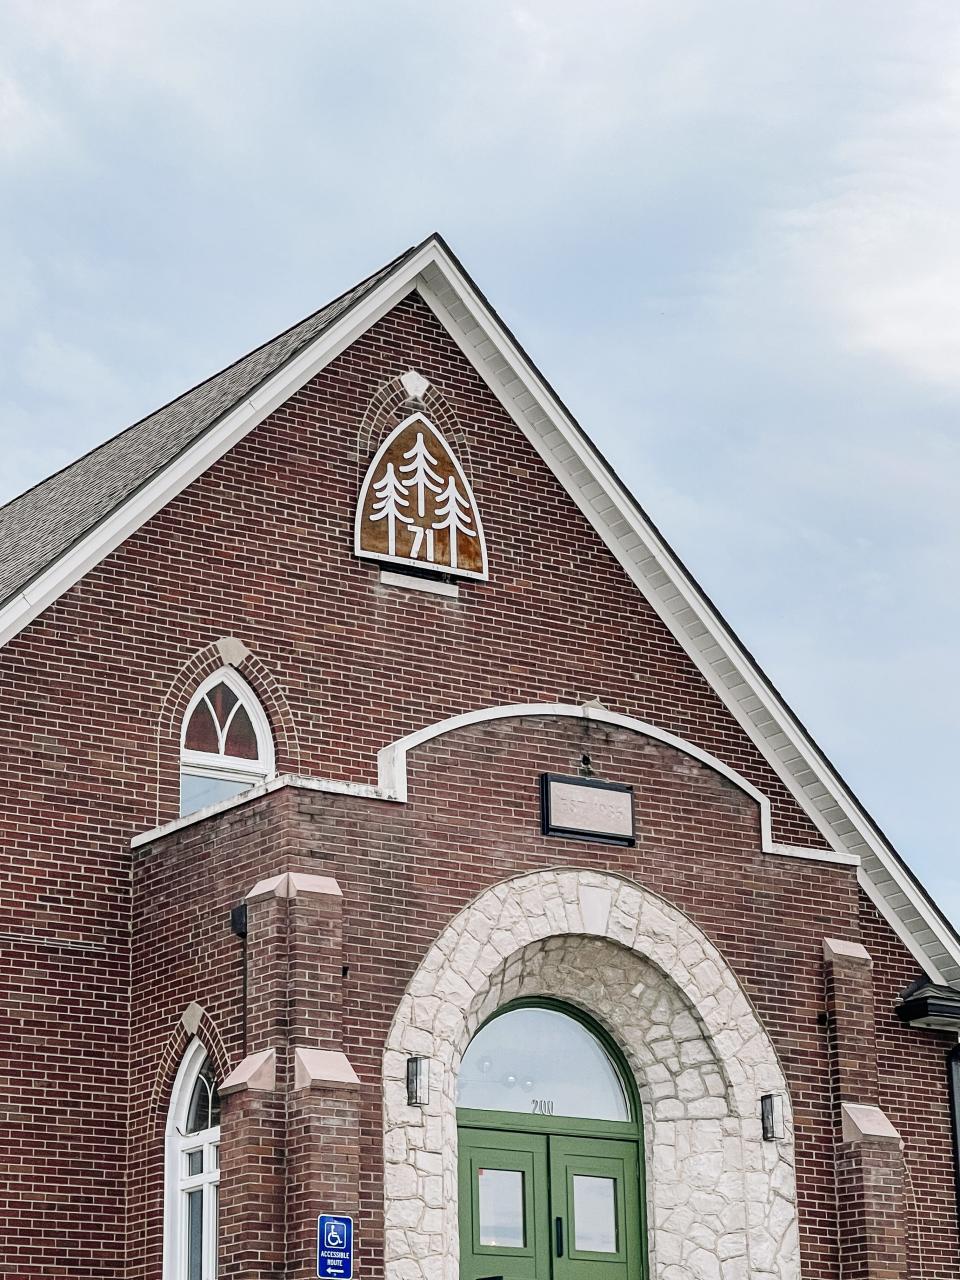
761;1093;785;1141
407;1056;430;1106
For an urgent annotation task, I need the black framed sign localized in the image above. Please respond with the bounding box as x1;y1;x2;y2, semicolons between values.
539;774;635;846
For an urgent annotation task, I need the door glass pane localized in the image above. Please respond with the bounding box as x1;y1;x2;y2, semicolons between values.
459;1007;629;1120
186;1189;203;1280
573;1175;617;1253
478;1168;525;1248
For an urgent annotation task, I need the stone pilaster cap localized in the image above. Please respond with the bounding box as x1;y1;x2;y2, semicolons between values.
219;1047;277;1096
294;1047;361;1090
840;1102;903;1148
823;937;872;965
246;871;342;902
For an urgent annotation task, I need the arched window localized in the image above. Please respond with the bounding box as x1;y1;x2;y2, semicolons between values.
164;1039;221;1280
180;668;274;817
458;1002;631;1121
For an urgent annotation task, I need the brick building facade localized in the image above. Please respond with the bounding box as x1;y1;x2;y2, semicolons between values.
2;235;959;1279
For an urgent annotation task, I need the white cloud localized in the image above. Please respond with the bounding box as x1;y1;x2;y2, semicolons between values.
763;21;960;388
0;70;61;159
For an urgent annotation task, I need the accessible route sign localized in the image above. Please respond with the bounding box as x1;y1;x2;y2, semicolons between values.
317;1214;354;1280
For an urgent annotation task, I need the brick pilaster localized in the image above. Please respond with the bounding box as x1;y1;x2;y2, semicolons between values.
219;1088;287;1280
245;875;293;1057
286;1057;364;1279
219;871;358;1278
823;936;880;1104
824;938;908;1280
285;873;344;1048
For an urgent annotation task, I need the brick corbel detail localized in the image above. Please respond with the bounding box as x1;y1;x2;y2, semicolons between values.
824;937;908;1279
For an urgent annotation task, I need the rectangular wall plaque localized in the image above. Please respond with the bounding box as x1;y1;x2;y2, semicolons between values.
540;774;635;846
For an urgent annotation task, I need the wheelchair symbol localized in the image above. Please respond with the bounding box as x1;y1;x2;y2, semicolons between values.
324;1222;346;1249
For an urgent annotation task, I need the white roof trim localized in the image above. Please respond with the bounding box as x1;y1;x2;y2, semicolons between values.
9;235;955;984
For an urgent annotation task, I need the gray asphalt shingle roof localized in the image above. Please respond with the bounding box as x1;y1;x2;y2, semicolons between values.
0;243;419;610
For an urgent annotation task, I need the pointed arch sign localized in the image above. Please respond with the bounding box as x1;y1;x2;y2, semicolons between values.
354;413;488;580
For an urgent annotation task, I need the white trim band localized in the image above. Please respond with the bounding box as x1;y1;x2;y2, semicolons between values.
134;702;857;866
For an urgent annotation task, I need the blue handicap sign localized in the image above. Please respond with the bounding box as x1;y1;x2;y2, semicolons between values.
317;1214;354;1280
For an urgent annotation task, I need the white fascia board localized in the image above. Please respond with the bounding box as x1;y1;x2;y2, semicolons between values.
7;235;955;983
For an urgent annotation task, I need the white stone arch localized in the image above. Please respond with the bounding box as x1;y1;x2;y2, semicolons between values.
383;869;800;1280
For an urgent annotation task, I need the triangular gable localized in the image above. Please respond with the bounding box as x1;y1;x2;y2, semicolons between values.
1;232;956;987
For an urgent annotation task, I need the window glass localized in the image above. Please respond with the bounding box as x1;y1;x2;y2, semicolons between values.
185;701;219;753
186;1062;221;1135
478;1168;525;1248
186;1189;203;1280
458;1007;629;1121
180;773;252;816
180;672;273;818
224;704;258;759
208;682;238;722
573;1175;618;1252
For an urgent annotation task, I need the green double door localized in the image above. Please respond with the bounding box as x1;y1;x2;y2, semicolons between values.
459;1128;643;1280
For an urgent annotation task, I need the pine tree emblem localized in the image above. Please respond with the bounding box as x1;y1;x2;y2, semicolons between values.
355;410;488;580
432;474;477;570
398;432;444;519
368;461;412;557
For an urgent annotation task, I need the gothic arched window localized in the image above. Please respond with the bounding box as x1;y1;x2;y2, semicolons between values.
180;669;274;817
164;1040;221;1280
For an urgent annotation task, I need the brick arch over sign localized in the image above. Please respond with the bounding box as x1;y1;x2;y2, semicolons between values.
355;373;474;484
154;639;301;822
382;870;801;1280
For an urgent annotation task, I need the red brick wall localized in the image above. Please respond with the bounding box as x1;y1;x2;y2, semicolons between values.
0;291;956;1275
128;715;959;1278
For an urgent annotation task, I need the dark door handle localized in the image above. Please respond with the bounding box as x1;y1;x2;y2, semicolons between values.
555;1217;564;1257
477;1275;504;1279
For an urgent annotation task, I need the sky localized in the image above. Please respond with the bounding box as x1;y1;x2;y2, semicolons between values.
2;2;959;923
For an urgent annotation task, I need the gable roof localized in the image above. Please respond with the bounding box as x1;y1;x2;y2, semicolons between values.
2;232;958;989
0;244;420;610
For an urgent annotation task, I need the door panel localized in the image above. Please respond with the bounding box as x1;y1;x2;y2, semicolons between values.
549;1137;641;1280
459;1129;550;1280
459;1130;643;1280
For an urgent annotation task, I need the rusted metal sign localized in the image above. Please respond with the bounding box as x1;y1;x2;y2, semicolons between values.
355;412;488;580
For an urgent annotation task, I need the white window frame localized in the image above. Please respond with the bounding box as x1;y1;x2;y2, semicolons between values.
163;1038;221;1280
180;667;275;815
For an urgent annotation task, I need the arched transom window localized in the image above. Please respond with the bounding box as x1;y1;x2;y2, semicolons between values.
164;1040;221;1280
458;1003;631;1122
180;669;274;816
